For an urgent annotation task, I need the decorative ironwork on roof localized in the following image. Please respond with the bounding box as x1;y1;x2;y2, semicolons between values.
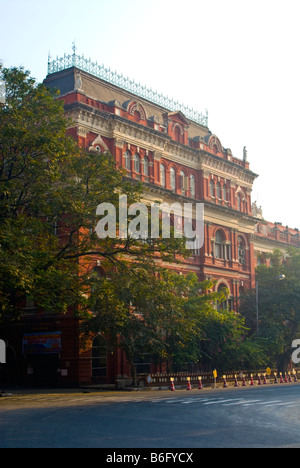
47;50;208;127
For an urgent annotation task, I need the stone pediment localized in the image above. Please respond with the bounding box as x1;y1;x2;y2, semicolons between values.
204;134;223;153
88;134;109;152
164;110;190;126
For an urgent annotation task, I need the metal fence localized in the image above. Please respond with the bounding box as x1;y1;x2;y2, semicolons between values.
47;52;208;127
143;369;300;388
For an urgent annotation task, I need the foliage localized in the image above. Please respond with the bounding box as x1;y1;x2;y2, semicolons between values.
239;248;300;370
0;65;79;316
84;266;240;381
1;65;285;381
0;65;186;320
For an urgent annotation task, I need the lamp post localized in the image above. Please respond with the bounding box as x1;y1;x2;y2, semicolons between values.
255;274;286;333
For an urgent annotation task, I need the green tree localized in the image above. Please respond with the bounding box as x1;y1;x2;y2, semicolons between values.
1;65;269;382
0;65;188;322
0;65;79;317
240;248;300;370
168;287;255;373
84;265;232;383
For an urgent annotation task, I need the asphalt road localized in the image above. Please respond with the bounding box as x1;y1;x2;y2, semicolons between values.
1;384;300;448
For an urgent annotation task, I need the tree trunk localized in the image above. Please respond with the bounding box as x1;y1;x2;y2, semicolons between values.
277;351;292;373
130;359;137;387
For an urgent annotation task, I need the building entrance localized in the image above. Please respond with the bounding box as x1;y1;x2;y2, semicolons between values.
28;354;59;387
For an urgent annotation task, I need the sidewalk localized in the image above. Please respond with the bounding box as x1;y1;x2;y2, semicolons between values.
0;386;114;396
2;379;298;397
0;382;233;397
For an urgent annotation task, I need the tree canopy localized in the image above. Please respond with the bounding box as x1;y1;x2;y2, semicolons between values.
239;248;300;370
1;65;289;380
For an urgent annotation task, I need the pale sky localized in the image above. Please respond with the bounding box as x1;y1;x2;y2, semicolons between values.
1;0;299;228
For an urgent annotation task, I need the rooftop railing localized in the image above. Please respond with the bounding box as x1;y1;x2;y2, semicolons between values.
47;51;208;127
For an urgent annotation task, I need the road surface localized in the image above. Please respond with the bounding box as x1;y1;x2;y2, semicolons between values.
1;384;300;448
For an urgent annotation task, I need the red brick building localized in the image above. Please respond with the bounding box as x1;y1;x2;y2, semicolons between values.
1;53;299;387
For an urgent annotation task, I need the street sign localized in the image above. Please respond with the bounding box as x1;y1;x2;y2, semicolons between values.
266;367;272;375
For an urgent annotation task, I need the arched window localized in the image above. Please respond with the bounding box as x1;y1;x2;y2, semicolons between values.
222;183;227;201
128;101;147;121
174;124;183;143
160;164;166;187
237;236;246;265
134;153;140;173
92;335;107;377
190;174;196;198
180;170;186;194
218;282;228;293
238;193;242;211
170;167;176;191
143;156;149;176
210;179;215;197
133;110;141;122
216;182;221;199
217;283;229;310
215;230;225;259
124;150;131;170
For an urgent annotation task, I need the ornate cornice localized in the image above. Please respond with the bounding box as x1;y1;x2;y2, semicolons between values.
66;101;258;183
252;233;300;249
199;151;257;187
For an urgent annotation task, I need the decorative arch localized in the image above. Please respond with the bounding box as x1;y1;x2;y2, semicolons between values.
215;278;231;294
207;135;223;154
172;122;184;134
164;160;180;173
212;227;228;241
126;100;147;121
211;228;232;261
172;123;184;144
237;233;248;249
88;134;109;153
215;279;232;310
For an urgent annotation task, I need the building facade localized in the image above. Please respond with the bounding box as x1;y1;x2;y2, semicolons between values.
1;53;299;387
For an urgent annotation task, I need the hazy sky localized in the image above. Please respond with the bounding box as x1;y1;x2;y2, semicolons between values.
1;0;299;228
